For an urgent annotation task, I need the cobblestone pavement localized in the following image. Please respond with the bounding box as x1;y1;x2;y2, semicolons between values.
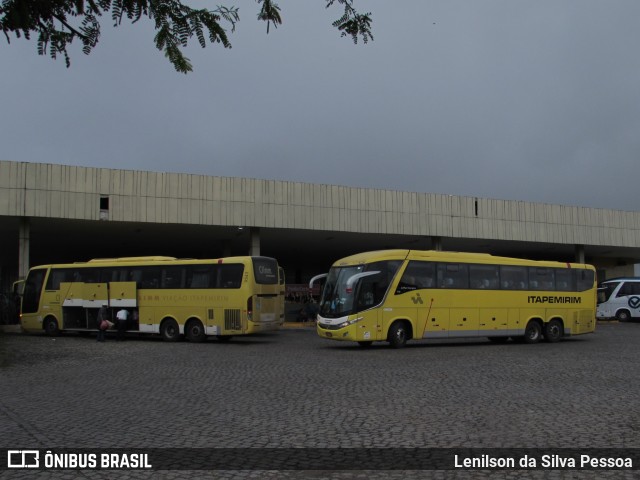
1;322;639;479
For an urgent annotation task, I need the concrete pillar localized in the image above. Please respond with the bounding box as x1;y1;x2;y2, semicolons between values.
250;228;261;256
18;217;30;279
575;244;585;264
222;240;231;257
432;236;443;251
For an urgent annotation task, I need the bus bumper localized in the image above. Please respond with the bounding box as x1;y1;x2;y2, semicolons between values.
247;320;280;333
316;322;357;341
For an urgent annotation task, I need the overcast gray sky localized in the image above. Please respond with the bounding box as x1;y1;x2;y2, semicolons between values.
2;1;640;211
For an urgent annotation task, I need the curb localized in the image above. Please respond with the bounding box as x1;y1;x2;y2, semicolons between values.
0;324;314;334
0;325;22;334
282;322;316;329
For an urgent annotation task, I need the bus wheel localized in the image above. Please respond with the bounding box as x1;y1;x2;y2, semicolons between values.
160;319;181;342
43;317;59;336
388;322;409;348
358;341;373;348
185;320;206;343
544;319;563;343
217;335;233;342
616;310;631;322
523;321;542;344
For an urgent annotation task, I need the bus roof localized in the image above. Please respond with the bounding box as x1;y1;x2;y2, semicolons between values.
331;249;594;269
599;277;640;283
28;256;276;270
86;256;177;263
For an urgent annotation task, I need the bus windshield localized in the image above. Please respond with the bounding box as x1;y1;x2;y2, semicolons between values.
597;282;620;305
319;260;401;318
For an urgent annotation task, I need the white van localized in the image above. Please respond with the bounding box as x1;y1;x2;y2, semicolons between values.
597;278;640;321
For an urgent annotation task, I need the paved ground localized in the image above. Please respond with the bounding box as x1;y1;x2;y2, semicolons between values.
1;322;639;479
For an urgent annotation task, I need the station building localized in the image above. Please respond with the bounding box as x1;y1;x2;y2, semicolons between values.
1;160;640;292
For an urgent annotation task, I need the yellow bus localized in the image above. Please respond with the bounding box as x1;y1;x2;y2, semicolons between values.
20;255;283;341
312;250;596;348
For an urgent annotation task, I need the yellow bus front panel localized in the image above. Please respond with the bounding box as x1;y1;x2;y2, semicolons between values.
317;315;359;342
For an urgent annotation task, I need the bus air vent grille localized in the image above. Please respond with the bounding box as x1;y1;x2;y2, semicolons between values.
224;309;241;330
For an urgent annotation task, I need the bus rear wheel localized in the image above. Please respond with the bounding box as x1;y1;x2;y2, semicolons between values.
388;322;409;348
523;320;542;344
544;319;563;343
160;319;181;342
185;320;206;343
43;317;59;336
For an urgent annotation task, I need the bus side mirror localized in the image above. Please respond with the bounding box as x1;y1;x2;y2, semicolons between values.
309;273;328;289
345;271;381;293
12;280;25;296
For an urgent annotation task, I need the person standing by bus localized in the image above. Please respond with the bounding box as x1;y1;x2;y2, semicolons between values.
116;308;130;341
96;304;110;342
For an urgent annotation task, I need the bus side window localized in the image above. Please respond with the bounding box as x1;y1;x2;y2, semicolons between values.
437;263;469;289
577;270;595;292
529;267;553;291
162;266;185;289
617;282;640;297
469;265;499;289
395;261;435;294
555;269;572;291
218;265;243;289
499;266;527;290
186;265;213;289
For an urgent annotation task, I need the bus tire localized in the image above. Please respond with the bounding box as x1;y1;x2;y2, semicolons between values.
523;320;542;344
544;319;563;343
185;319;206;343
388;321;409;348
358;341;373;348
217;335;233;342
160;319;181;342
43;317;59;336
616;310;631;322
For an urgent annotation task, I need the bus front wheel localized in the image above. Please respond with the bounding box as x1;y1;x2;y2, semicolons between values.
160;319;181;342
43;317;59;336
185;320;206;343
388;322;409;348
523;321;542;344
616;310;631;322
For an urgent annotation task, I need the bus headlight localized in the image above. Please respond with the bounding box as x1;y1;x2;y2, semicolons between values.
338;317;364;329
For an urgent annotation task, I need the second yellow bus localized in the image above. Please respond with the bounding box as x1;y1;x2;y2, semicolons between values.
312;250;596;348
20;255;284;341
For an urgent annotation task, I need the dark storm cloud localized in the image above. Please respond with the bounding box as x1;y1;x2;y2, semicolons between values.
1;1;640;211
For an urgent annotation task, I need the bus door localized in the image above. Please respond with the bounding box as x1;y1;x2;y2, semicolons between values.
83;282;109;329
60;281;89;329
109;282;138;330
354;306;381;342
21;269;47;331
419;299;450;339
354;274;384;341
